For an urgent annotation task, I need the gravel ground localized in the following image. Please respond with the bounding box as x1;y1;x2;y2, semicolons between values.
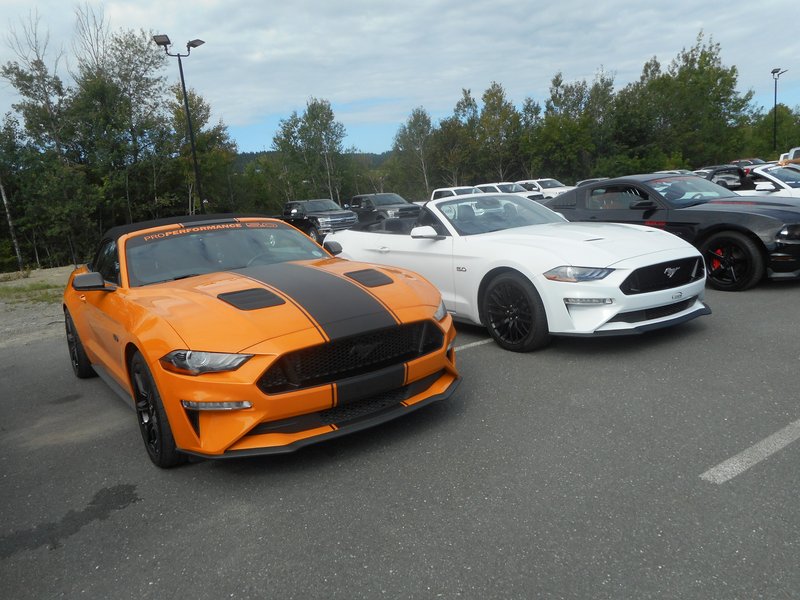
0;266;75;349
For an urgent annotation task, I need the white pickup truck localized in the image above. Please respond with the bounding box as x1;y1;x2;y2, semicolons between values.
779;147;800;166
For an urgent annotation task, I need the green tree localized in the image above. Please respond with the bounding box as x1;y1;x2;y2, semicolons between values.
392;107;434;198
477;82;521;181
272;98;347;203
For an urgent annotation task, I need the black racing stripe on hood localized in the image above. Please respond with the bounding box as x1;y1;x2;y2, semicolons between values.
240;263;397;340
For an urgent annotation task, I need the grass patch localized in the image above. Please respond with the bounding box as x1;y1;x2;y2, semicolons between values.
0;282;63;304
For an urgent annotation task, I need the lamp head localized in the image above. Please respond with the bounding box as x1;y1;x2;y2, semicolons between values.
187;39;205;49
152;34;171;47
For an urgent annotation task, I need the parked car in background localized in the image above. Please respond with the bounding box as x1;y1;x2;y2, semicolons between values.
779;147;800;167
516;178;576;198
63;215;460;467
693;165;755;191
743;164;800;198
326;193;710;352
280;199;358;242
730;158;766;175
348;192;421;223
576;177;609;187
475;182;545;201
541;173;800;291
430;186;483;201
654;170;695;175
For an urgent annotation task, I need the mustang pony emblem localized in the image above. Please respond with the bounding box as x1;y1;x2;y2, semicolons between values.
664;266;681;278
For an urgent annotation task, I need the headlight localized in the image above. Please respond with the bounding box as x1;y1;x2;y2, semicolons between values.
160;350;253;376
317;217;331;225
386;209;399;218
433;298;448;321
544;266;614;282
777;224;800;242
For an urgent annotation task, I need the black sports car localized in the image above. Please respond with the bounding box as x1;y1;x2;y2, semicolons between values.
542;174;800;291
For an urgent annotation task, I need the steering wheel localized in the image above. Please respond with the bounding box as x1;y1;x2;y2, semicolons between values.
691;193;704;199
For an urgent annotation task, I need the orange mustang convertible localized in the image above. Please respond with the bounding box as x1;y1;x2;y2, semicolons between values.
63;215;459;467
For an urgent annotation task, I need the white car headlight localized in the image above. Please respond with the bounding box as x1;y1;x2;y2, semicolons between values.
433;298;447;321
317;217;331;225
544;266;614;282
386;209;399;218
160;350;253;376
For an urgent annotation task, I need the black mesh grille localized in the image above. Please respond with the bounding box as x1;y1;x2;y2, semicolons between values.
607;296;697;324
247;371;444;436
257;321;444;394
619;257;704;295
328;214;359;231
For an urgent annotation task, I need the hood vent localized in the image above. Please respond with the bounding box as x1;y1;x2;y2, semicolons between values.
345;268;393;288
218;288;285;310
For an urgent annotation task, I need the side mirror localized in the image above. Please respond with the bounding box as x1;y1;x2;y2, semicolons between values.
72;271;115;292
323;240;343;256
410;225;445;240
755;182;778;192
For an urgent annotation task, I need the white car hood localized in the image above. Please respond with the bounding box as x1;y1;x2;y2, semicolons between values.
478;221;694;266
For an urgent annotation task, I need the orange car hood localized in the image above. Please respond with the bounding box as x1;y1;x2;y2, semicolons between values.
128;259;434;353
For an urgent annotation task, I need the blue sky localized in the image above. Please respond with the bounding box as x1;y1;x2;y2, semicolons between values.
2;0;798;155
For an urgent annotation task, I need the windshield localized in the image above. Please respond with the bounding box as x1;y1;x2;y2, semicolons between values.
649;176;736;206
436;194;566;236
125;220;327;286
496;183;527;193
454;187;483;195
304;199;342;212
372;193;408;206
537;179;565;188
762;166;800;188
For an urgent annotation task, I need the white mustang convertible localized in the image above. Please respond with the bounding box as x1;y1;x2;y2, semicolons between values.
325;194;711;352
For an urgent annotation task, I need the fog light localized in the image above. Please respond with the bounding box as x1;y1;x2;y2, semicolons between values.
181;400;252;411
563;297;613;305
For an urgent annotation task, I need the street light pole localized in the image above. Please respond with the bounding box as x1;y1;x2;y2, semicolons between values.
771;67;788;152
153;34;206;214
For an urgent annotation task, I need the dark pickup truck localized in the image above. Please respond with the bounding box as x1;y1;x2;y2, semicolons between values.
281;199;358;242
348;193;421;223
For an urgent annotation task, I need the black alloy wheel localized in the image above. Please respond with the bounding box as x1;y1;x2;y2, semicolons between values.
64;310;96;379
482;272;550;352
130;351;186;468
700;231;764;291
307;226;320;243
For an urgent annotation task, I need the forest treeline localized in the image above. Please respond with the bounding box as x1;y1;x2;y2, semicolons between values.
1;8;798;271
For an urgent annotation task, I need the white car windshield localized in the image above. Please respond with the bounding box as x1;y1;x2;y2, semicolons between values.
436;194;566;236
763;166;800;188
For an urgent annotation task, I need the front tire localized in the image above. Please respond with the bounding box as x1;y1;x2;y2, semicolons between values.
700;231;764;291
65;310;96;378
482;272;551;352
307;225;321;243
130;351;186;468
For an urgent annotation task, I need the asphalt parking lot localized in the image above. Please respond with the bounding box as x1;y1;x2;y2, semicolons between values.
1;281;799;599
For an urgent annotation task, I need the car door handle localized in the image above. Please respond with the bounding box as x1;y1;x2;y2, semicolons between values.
378;246;390;253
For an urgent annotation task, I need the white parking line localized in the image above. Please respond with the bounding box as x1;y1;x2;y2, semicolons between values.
700;418;800;484
454;338;494;352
